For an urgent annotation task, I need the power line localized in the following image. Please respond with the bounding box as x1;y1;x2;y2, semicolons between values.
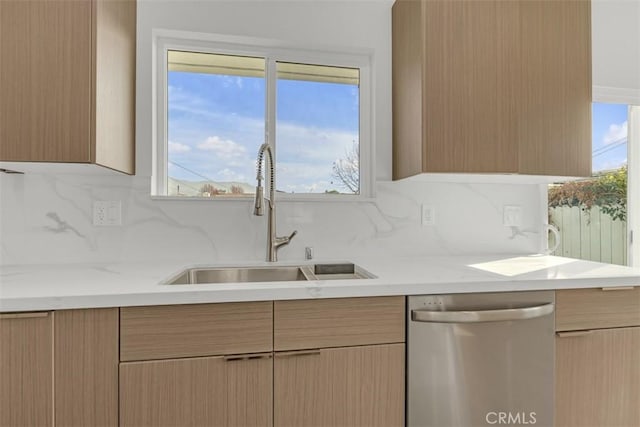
168;160;218;183
593;137;628;158
593;135;626;155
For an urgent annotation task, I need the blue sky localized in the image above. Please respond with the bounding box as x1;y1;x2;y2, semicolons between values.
167;70;359;194
592;103;628;172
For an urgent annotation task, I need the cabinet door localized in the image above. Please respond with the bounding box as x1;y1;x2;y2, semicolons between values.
0;312;53;427
0;0;92;162
422;0;521;174
274;344;405;427
392;0;591;178
518;0;591;176
556;327;640;427
55;308;119;427
120;354;273;427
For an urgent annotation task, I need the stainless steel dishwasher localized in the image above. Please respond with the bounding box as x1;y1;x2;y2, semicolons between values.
407;291;555;427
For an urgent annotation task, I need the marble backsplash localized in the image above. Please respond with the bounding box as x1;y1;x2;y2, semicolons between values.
0;173;545;266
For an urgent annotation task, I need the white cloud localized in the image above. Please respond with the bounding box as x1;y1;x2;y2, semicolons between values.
276;121;358;163
603;121;627;145
197;136;247;159
217;168;247;182
168;141;191;153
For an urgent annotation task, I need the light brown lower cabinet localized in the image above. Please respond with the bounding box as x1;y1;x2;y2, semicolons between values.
0;312;53;427
119;353;273;427
54;308;119;427
0;308;120;427
274;343;405;427
556;327;640;427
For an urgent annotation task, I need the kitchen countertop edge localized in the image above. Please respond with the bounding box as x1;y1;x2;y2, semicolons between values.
2;254;640;312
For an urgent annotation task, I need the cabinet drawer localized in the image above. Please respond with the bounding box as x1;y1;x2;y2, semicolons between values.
556;287;640;332
274;296;405;351
120;302;272;361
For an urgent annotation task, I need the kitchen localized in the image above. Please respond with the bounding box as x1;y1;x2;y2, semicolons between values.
1;0;640;426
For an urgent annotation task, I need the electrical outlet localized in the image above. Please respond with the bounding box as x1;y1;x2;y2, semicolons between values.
503;205;523;227
421;204;436;226
93;201;121;226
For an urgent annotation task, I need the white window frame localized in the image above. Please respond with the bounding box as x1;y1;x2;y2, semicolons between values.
591;87;640;267
151;30;374;200
541;93;639;265
627;105;639;267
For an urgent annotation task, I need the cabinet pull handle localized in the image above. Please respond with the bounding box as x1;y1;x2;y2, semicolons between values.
223;352;273;362
556;330;593;338
0;312;49;320
601;286;636;291
275;349;321;358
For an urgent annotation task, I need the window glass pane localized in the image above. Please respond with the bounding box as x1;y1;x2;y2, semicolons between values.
167;51;265;197
275;62;360;194
548;103;628;265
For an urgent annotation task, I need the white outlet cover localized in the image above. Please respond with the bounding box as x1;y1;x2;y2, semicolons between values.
503;205;523;227
93;201;122;226
421;204;436;226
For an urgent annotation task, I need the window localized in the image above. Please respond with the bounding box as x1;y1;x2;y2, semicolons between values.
153;34;371;199
548;103;630;265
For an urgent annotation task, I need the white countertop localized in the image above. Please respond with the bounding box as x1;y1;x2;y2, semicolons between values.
1;254;640;312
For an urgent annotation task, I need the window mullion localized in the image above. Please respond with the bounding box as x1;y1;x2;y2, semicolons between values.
265;57;277;149
265;57;277;193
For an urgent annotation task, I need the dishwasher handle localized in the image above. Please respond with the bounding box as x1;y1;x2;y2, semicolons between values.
411;303;554;324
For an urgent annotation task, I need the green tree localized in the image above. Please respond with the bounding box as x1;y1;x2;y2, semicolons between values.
548;166;627;221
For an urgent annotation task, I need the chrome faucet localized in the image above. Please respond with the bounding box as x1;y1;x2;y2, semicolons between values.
253;143;297;262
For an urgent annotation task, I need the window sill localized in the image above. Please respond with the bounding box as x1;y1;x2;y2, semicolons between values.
149;195;375;203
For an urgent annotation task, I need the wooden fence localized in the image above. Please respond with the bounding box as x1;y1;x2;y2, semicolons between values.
549;206;627;265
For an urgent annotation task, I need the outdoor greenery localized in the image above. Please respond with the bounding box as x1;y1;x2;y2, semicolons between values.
548;166;627;221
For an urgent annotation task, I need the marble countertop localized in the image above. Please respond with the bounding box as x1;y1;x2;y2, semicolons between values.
2;254;640;312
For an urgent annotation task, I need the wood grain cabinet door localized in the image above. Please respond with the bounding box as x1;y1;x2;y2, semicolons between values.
274;344;405;427
556;327;640;427
0;0;92;163
0;312;53;427
120;354;273;427
0;0;136;174
54;308;119;427
391;0;591;178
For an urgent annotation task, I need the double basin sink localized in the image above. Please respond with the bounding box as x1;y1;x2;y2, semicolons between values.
164;263;374;285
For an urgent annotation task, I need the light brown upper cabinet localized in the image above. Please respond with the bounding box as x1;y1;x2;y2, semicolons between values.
0;0;136;174
392;0;591;179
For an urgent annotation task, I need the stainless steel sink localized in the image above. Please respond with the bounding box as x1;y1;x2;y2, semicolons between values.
166;266;310;285
163;263;375;285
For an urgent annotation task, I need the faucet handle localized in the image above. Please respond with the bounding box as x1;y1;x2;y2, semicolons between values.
274;230;297;249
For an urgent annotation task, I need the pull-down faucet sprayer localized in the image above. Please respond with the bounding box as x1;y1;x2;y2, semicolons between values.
253;143;297;262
